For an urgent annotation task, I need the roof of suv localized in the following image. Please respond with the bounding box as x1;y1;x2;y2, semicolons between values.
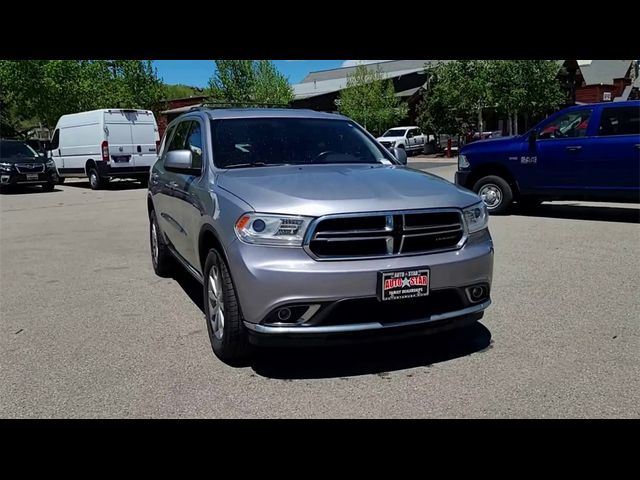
200;108;348;121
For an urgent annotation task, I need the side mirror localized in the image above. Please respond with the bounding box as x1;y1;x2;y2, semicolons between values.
393;147;408;165
529;130;538;149
164;149;200;174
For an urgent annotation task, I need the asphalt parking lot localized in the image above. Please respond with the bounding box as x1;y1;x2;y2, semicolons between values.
1;157;639;418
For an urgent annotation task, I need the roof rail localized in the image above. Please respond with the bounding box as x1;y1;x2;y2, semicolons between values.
190;101;292;111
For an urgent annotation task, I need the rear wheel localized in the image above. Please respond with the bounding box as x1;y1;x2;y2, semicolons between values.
88;167;108;190
472;175;513;215
203;248;251;365
57;177;65;184
149;210;175;278
138;176;149;188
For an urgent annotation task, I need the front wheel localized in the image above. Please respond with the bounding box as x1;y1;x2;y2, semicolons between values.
472;175;513;215
57;177;65;184
203;249;251;365
42;182;55;192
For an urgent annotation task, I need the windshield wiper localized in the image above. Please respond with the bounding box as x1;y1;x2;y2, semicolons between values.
223;162;288;169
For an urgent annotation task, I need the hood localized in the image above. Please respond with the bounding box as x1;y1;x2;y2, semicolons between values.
0;156;46;164
377;136;403;143
217;164;480;217
461;135;519;153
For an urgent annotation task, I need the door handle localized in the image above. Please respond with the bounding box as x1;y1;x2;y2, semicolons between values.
566;145;582;152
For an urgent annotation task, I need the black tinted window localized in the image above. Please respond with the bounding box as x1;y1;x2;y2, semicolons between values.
211;118;388;168
167;121;191;151
598;106;640;136
0;141;39;159
50;129;60;150
185;122;203;170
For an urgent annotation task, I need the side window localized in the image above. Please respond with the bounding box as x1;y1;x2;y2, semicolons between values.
538;110;592;140
160;125;175;157
598;107;640;136
185;121;203;171
415;128;423;136
50;129;60;150
167;121;191;152
406;129;414;138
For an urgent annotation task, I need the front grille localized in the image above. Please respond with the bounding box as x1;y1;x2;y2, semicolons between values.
15;163;45;174
307;210;465;259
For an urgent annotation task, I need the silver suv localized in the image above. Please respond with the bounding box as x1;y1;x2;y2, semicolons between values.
148;108;494;363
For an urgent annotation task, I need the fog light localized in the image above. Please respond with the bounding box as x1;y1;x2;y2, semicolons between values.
277;308;292;322
465;285;488;303
1;176;9;184
471;287;484;300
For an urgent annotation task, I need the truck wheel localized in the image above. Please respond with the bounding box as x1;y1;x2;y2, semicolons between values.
88;167;107;190
472;175;513;215
149;210;175;278
203;248;251;365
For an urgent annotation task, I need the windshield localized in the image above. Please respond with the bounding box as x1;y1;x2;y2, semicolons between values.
382;128;407;137
0;141;40;160
211;118;393;168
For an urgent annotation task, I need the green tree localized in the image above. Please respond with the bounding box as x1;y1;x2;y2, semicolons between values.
0;60;163;130
338;65;408;136
207;60;293;106
162;83;204;100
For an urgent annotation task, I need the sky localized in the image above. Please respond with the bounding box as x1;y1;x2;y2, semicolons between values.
153;60;391;87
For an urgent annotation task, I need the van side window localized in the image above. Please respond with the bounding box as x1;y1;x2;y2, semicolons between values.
538;110;592;140
185;122;203;171
50;129;60;150
167;122;191;152
598;107;640;136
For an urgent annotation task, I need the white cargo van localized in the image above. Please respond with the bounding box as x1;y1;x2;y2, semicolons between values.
48;109;160;189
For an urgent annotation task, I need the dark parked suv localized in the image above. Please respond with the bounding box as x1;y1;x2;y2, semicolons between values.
148;108;494;363
0;139;58;192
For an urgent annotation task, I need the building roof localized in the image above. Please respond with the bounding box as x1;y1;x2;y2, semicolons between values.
300;60;435;83
293;60;440;100
579;60;632;86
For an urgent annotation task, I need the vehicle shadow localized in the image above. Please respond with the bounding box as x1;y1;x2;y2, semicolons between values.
63;180;146;190
513;202;640;224
172;268;492;379
0;186;62;195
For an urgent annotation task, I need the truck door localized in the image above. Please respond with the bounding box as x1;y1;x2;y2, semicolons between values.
589;105;640;196
532;108;594;193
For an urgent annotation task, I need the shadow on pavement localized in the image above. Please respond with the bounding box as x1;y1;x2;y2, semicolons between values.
172;267;492;379
0;185;61;195
513;202;640;224
63;180;146;191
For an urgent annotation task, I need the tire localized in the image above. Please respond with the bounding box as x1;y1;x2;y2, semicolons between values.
57;177;65;184
472;175;513;215
42;182;55;192
138;176;149;188
203;248;251;364
88;167;107;190
149;210;175;278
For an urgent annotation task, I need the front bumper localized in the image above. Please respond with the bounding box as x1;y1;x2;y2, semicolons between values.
226;229;494;339
455;170;472;189
1;170;57;185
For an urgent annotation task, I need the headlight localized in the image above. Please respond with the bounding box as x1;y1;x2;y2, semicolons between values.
463;202;489;233
0;163;14;172
458;154;470;169
235;213;313;246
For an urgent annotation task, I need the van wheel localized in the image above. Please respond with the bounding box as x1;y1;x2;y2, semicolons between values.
88;168;107;190
138;176;149;187
57;177;65;184
203;248;251;365
473;175;513;215
149;210;175;278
